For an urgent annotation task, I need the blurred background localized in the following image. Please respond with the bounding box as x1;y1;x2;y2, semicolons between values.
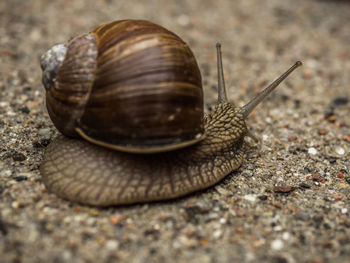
1;0;349;105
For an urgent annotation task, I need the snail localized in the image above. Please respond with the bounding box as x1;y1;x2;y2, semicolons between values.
40;20;302;206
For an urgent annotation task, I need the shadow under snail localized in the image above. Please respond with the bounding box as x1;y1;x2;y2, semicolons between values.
40;20;302;206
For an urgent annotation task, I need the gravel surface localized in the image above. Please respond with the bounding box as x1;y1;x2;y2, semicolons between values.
1;0;349;262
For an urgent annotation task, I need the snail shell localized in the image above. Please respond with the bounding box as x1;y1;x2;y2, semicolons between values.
40;19;302;206
41;20;204;153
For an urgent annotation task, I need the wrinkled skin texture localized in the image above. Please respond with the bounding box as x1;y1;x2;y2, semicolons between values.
40;103;247;206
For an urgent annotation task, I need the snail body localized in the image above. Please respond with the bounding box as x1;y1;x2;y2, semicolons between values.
40;20;301;206
41;103;245;205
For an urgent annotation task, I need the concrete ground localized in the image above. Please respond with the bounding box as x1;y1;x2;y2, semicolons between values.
0;0;349;262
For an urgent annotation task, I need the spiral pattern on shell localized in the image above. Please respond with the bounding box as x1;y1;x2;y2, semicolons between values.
42;20;204;152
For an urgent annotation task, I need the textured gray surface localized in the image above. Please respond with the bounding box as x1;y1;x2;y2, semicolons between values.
0;0;349;262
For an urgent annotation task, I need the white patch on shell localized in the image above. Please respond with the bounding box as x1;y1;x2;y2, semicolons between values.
40;43;67;91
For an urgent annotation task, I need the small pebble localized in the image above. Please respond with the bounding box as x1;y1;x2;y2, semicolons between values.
105;240;118;250
344;135;350;142
329;157;337;164
86;217;96;226
332;96;348;106
20;106;30;113
282;232;290;240
236;227;244;233
258;195;268;200
327;115;336;123
333;193;343;200
12;201;20;209
109;216;121;225
271;201;282;209
184;230;195;238
273;225;282;231
308;147;318;155
0;101;9;107
213;229;222;239
0;219;9;235
235;209;247;217
312;173;325;183
89;210;100;217
144;229;160;239
318;129;327;135
288;135;297;142
273;186;294;193
245;252;255;261
305;59;317;68
311;257;325;263
335;146;345;155
302;69;312;78
313;215;324;224
11;152;26;162
321;240;332;248
244;194;256;202
14;176;28;182
295;211;310;221
38;128;51;138
32;138;51;148
199;238;208;246
271;239;284;250
299;183;311;189
337;172;344;179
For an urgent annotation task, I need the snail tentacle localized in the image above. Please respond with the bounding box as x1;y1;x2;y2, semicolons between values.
241;61;302;119
216;43;228;104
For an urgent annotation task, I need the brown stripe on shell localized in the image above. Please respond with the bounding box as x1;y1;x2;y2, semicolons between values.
94;43;201;92
86;82;200;102
46;33;98;137
92;20;180;55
